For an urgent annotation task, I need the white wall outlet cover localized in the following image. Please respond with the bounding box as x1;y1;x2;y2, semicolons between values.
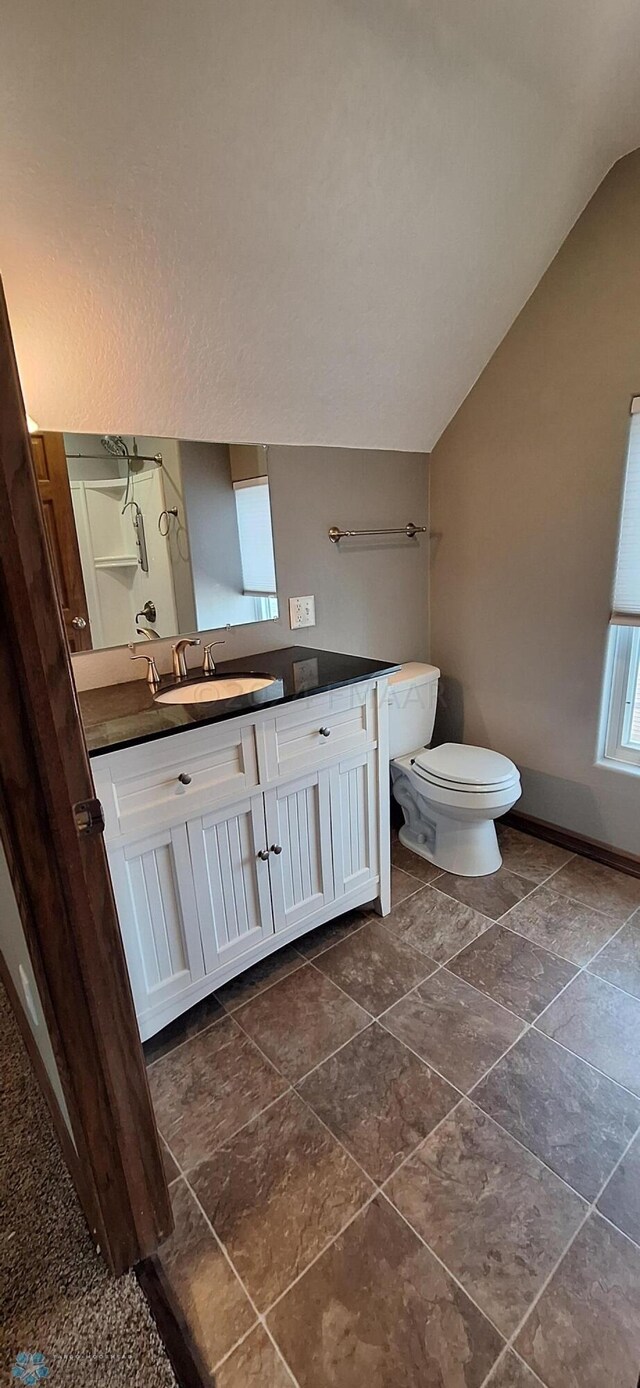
289;596;316;629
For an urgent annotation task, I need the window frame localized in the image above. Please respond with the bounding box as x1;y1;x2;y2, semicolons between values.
600;624;640;771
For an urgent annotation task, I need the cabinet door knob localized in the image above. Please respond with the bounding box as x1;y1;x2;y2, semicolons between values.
270;844;283;855
178;772;192;785
257;848;270;861
319;726;331;737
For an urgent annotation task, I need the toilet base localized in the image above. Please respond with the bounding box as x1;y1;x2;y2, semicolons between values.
390;755;519;877
398;820;502;878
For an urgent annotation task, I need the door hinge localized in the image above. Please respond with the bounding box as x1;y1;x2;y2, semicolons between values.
74;797;105;837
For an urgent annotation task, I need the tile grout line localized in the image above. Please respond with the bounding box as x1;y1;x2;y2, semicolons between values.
146;844;636;1073
260;1190;381;1319
375;1012;472;1100
153;901;638;1126
582;907;639;965
231;999;375;1089
392;868;433;900
145;914;371;1072
176;1085;295;1180
144;1009;229;1070
179;1086;473;1342
264;1081;640;1381
307;952;439;1021
461;1092;593;1209
402;845;636;980
292;1084;384;1190
595;1202;640;1254
377;1020;538;1194
531;1010;640;1100
475;1109;640;1388
298;915;370;961
168;1155;305;1388
374;990;640;1238
161;874;639;1238
420;855;586;979
583;960;640;1006
145;848;633;1073
164;940;636;1232
217;952;308;1016
259;1095;475;1323
432;854;570;928
377;1189;508;1343
530;910;640;1022
153;852;640;1387
497;867;637;929
479;1342;548;1388
376;1095;467;1192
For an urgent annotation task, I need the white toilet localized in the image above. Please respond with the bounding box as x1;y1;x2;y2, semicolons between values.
388;663;521;877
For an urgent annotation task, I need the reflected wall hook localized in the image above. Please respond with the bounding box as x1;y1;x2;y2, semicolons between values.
158;507;178;537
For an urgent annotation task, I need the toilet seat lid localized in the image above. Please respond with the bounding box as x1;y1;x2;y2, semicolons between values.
413;742;518;788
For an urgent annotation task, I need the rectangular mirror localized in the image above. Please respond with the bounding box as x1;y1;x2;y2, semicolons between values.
30;431;279;652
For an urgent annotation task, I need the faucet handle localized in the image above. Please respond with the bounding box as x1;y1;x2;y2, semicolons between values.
203;640;225;674
128;645;160;689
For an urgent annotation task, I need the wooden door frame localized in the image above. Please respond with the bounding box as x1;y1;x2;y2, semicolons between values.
0;280;172;1274
30;428;92;651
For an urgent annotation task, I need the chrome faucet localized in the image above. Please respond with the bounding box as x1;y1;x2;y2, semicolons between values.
172;637;201;680
203;640;225;674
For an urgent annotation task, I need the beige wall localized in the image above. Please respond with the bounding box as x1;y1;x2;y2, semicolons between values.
72;445;429;690
430;150;640;856
0;842;73;1134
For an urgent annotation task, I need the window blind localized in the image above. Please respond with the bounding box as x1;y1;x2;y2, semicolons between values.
233;477;277;596
611;399;640;626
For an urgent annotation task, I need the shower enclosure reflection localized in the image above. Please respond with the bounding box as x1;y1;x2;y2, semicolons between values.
40;433;279;652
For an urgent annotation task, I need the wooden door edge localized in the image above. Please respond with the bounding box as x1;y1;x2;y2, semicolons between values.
136;1256;211;1388
0;278;171;1273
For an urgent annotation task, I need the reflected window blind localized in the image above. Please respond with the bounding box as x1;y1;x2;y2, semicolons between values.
233;477;277;596
611;399;640;626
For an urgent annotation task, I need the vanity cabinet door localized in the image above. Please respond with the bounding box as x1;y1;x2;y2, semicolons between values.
187;794;274;974
265;770;334;933
330;750;378;900
108;825;205;1024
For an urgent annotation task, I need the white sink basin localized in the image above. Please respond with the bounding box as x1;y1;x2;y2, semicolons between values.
154;675;276;705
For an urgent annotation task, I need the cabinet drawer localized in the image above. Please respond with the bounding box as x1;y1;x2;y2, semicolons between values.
263;686;375;780
96;721;259;840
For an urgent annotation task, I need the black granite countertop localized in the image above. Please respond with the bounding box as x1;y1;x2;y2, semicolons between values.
79;646;399;756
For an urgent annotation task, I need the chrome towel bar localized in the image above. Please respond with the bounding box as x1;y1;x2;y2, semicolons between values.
328;522;426;544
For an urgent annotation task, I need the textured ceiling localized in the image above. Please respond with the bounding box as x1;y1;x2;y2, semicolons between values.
2;0;640;450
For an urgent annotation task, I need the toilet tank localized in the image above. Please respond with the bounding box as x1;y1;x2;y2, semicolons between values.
387;663;440;759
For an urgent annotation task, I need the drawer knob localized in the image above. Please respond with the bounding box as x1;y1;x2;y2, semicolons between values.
270;844;283;855
257;848;270;861
319;726;331;737
178;772;192;785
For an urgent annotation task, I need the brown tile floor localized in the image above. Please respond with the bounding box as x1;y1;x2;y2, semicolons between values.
147;828;640;1387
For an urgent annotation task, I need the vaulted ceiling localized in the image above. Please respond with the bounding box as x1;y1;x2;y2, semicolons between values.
2;0;640;449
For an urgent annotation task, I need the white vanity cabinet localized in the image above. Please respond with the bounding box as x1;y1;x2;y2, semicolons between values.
264;769;335;932
92;677;390;1039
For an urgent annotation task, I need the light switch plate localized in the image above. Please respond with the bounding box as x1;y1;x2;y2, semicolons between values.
289;595;316;629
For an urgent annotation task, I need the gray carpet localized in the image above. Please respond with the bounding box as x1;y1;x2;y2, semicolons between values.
0;983;178;1387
